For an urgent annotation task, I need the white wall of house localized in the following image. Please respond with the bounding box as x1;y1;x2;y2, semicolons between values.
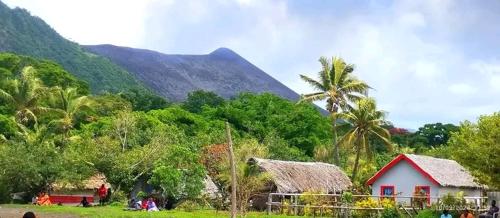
371;160;439;204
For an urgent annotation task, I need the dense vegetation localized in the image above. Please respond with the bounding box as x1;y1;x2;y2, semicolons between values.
0;2;148;93
0;52;497;212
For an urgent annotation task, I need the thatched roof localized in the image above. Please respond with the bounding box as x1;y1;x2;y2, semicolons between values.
248;158;352;193
367;154;483;188
405;154;482;188
53;174;111;191
202;176;220;198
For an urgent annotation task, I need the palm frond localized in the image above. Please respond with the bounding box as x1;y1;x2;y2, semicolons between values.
299;75;326;91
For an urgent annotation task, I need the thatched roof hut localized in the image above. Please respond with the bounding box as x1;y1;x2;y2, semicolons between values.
248;158;352;193
202;176;220;198
52;174;111;194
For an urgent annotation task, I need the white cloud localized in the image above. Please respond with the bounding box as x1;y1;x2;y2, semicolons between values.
3;0;500;128
448;83;476;95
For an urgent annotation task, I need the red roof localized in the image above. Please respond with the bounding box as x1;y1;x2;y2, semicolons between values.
366;154;440;186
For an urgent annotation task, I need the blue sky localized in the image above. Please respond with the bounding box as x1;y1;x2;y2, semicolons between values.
4;0;500;129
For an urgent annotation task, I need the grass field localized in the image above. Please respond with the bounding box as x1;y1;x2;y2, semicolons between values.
0;204;295;218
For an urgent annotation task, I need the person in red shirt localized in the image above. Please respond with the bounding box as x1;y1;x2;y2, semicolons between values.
97;184;107;206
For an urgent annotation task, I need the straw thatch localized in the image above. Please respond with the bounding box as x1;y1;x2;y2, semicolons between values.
202;176;220;198
52;174;111;191
248;158;351;193
405;154;482;188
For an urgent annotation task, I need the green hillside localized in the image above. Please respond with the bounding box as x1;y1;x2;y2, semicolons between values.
0;1;147;93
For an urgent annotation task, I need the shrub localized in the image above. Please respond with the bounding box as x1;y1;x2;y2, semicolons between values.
353;198;378;218
380;207;401;218
110;190;127;203
176;200;204;212
415;209;438;218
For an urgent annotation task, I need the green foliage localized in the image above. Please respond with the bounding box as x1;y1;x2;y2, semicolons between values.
204;92;330;156
0;53;89;93
412;123;459;147
0;3;147;93
183;90;225;113
447;113;500;189
150;145;206;200
0;114;17;139
415;209;438;218
337;98;392;182
119;88;169;112
380;207;401;218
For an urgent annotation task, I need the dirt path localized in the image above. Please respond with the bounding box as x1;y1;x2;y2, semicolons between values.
0;207;77;218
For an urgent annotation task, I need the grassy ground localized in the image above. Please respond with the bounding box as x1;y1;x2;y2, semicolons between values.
0;204;295;218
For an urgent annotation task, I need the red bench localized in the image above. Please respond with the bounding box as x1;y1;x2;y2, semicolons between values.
49;195;94;204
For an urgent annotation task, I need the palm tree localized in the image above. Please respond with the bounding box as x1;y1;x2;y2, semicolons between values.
49;87;93;139
337;98;392;181
299;56;369;166
0;66;50;126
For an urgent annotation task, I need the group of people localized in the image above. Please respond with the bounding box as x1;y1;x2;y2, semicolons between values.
440;200;499;218
32;192;51;206
127;197;159;212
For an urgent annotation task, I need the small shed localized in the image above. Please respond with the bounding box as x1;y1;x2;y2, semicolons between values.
366;154;484;204
248;157;352;193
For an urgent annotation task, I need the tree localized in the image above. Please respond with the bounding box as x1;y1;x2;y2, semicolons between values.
412;123;459;147
112;111;137;152
299;56;369;166
447;113;500;189
119;88;169;112
0;66;51;126
48;87;93;143
337;98;392;182
183;90;225;113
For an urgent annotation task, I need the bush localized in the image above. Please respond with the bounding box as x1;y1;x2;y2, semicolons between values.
176;200;205;212
380;207;401;218
110;190;127;203
416;209;438;218
353;198;378;218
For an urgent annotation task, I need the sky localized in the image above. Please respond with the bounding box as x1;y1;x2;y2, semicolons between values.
4;0;500;129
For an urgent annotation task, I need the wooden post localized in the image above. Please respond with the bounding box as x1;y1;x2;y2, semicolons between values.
267;194;272;215
294;195;298;215
226;122;237;218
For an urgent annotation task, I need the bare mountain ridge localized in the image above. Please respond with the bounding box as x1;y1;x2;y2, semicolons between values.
84;44;300;102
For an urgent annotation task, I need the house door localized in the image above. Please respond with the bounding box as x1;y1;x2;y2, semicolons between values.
414;186;430;205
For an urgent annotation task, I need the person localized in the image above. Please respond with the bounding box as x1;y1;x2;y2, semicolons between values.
480;200;499;218
460;209;474;218
141;199;148;210
146;197;159;212
126;198;142;211
23;211;36;218
36;192;51;206
78;197;91;207
97;184;107;206
441;209;452;218
31;195;37;205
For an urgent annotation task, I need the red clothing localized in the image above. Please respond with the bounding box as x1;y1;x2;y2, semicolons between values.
141;200;148;209
98;186;107;198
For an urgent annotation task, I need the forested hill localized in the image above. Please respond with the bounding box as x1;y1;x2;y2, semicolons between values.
85;44;301;102
0;1;147;93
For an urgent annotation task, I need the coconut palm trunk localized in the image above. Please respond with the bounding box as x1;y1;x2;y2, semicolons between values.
331;113;340;166
351;133;363;181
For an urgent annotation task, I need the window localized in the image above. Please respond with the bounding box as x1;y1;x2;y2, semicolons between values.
380;185;395;196
414;186;430;205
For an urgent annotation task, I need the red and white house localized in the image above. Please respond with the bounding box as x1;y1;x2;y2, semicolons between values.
366;154;484;204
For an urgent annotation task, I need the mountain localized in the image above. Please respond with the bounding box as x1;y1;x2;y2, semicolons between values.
0;1;302;103
0;1;147;93
84;44;300;102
